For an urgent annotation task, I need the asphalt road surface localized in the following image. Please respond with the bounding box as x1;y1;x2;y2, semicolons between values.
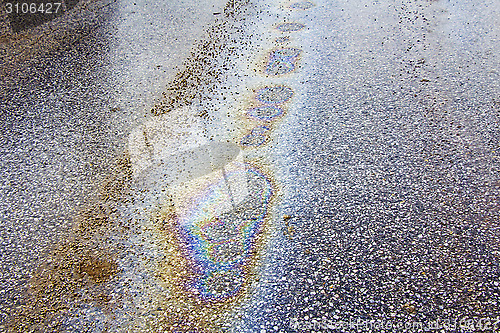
0;0;499;331
0;0;228;328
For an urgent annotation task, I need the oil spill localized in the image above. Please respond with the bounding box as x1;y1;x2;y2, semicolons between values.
275;22;306;32
275;36;291;44
7;154;133;332
230;2;312;326
240;125;272;148
256;85;294;104
6;0;307;330
245;85;294;123
265;48;302;76
289;1;315;10
236;83;295;148
149;162;277;331
246;105;284;121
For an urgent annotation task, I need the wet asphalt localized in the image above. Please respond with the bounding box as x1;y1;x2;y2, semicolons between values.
0;0;499;331
240;0;499;331
0;0;227;327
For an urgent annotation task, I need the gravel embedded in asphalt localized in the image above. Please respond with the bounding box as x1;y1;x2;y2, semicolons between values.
1;0;499;331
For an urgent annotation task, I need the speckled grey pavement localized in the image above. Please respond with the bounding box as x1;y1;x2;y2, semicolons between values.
1;0;499;331
240;0;500;331
0;0;228;328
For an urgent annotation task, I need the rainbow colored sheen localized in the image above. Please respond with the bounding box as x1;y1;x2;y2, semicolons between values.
290;1;315;10
276;22;305;32
265;48;301;76
240;126;271;147
246;106;284;121
176;163;273;301
275;36;290;44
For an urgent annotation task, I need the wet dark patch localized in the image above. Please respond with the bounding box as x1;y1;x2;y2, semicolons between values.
265;48;301;76
275;22;305;32
246;106;283;121
289;1;315;10
7;0;77;33
152;162;276;331
256;86;294;104
240;126;271;147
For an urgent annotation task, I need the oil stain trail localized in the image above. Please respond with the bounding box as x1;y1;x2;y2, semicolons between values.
7;0;261;331
148;162;276;331
265;48;301;76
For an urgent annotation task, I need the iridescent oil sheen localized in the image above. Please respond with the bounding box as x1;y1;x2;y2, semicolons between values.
265;48;301;76
169;163;273;301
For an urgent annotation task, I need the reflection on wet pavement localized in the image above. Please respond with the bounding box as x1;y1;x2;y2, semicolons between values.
265;48;301;76
246;106;284;121
275;22;305;33
256;86;294;104
1;0;499;331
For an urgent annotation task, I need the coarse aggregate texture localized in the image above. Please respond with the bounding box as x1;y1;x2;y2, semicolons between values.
246;106;284;121
1;0;499;331
0;21;124;329
0;0;116;81
150;0;256;116
0;0;241;330
166;162;273;303
238;0;500;331
288;1;315;11
274;36;290;44
275;22;305;33
256;86;294;104
265;48;301;76
240;126;272;148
